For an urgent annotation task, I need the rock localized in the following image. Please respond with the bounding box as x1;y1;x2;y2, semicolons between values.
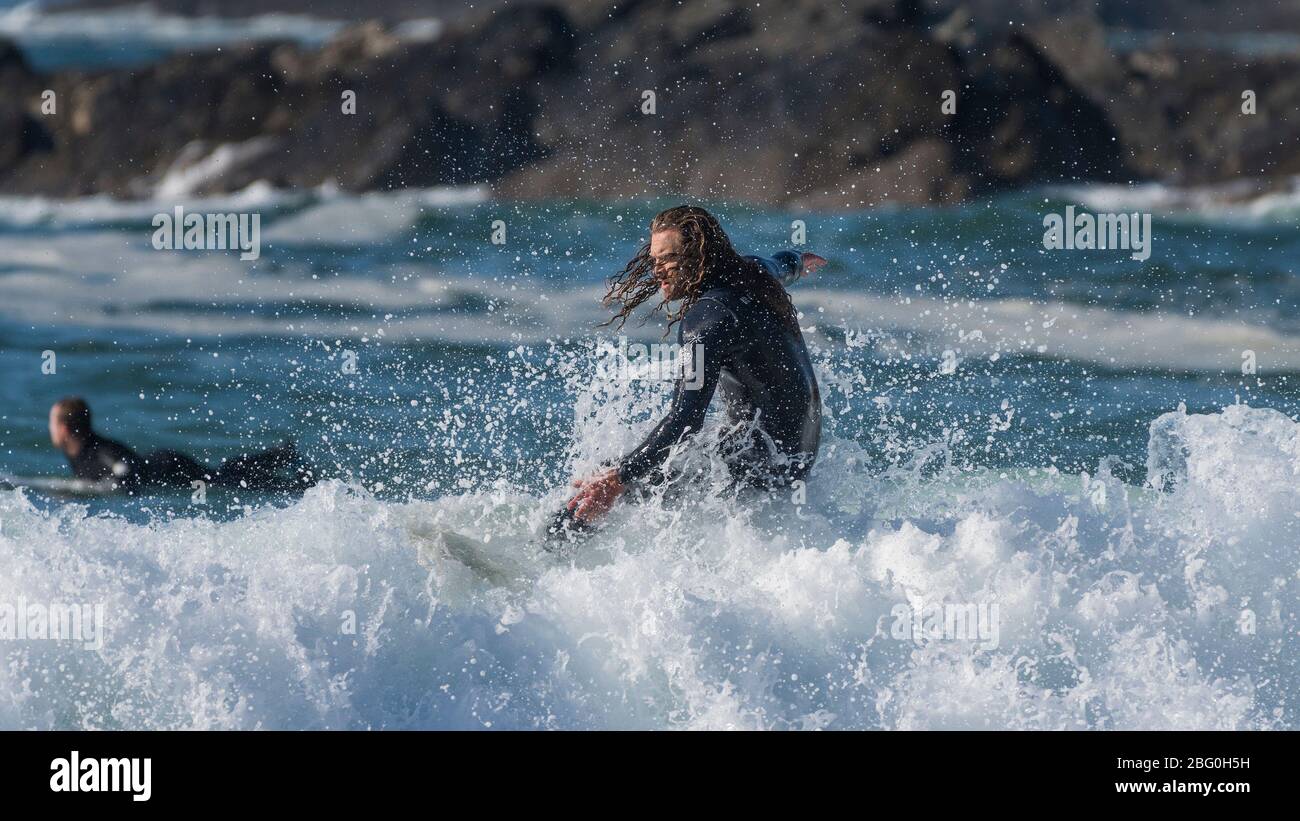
0;3;1297;206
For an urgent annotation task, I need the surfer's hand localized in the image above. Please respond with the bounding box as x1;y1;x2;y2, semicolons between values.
568;469;624;523
799;252;827;277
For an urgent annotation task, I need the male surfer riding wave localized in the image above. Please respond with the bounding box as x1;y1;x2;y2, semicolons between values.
48;396;313;492
559;205;826;530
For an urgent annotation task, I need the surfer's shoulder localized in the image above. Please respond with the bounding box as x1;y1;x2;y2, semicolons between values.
689;287;741;326
75;433;139;481
89;433;137;460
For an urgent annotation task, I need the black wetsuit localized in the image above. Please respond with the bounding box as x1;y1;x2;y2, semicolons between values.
67;431;306;491
616;250;821;489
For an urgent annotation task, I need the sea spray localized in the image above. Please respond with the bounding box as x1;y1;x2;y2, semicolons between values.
1;387;1292;729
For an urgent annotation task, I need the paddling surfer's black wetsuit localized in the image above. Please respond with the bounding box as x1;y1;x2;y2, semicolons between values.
67;432;307;492
616;250;821;489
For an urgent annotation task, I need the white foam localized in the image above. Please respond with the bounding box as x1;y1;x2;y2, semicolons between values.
802;287;1300;371
262;186;490;246
0;211;1295;370
392;19;443;42
1;401;1293;729
0;2;345;49
0;181;305;229
1055;176;1300;223
154;139;281;199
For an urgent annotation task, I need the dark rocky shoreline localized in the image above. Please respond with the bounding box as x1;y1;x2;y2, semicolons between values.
2;0;1297;207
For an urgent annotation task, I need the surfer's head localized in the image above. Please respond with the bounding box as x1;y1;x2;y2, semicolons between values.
49;396;92;451
603;205;747;333
602;205;798;335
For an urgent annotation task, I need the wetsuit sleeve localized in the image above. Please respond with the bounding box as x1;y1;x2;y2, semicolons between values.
747;250;804;285
616;298;737;485
71;435;140;483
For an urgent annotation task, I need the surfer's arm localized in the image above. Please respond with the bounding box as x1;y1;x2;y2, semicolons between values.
70;436;139;483
747;250;826;285
615;298;734;485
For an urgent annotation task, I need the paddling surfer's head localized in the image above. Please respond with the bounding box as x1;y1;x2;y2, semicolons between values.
49;396;92;453
602;205;798;334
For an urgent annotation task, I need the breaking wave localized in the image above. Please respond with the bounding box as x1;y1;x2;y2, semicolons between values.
1;362;1295;728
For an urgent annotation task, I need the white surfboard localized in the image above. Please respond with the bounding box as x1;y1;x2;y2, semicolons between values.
0;475;118;496
413;527;531;587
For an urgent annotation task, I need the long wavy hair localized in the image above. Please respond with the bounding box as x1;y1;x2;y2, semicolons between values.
602;205;799;336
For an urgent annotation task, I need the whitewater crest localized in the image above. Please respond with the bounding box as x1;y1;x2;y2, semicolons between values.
0;401;1294;730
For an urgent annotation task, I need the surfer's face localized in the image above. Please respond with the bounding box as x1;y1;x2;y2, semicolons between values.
650;229;685;301
48;405;67;449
